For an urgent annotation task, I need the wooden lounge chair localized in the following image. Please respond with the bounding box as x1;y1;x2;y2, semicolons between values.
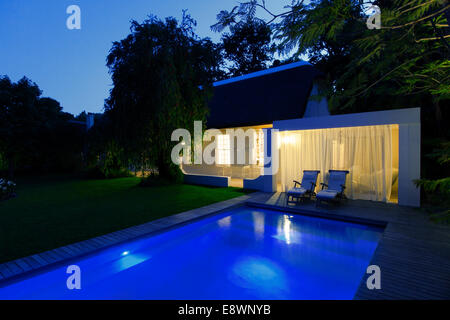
316;170;349;205
286;170;320;204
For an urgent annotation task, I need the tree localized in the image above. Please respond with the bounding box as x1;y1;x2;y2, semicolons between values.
220;19;273;76
75;111;87;122
0;76;83;177
105;13;223;180
0;76;42;178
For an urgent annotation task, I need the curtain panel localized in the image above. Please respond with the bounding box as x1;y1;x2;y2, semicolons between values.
278;125;398;202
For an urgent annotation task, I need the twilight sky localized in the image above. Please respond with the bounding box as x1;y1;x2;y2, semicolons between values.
0;0;288;115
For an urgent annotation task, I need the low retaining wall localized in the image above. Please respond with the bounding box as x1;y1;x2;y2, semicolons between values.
244;175;274;192
184;174;230;187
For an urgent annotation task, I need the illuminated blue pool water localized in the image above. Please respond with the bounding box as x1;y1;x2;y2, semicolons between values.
0;207;382;299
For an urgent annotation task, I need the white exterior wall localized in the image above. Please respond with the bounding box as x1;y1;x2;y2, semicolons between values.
243;129;277;192
398;123;421;207
184;174;230;187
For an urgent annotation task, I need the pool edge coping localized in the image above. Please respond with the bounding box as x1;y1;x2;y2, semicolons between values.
246;201;389;228
0;194;251;285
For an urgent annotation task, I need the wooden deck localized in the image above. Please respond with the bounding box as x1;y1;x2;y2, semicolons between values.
246;192;450;299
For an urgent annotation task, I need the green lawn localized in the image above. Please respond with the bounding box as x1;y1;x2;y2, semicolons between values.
0;175;249;264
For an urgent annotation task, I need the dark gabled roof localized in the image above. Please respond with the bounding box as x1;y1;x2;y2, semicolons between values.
206;61;322;129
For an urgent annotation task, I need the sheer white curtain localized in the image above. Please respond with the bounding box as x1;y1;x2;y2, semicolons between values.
278;125;396;202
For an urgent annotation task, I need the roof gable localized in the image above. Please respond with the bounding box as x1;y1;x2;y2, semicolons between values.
206;62;322;129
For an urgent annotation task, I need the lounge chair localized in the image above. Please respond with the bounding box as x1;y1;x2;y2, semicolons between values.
316;170;349;205
286;170;320;204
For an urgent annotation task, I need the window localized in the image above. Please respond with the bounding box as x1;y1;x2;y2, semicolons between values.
216;134;231;165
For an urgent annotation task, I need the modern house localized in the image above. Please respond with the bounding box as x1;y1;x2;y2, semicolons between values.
182;61;421;207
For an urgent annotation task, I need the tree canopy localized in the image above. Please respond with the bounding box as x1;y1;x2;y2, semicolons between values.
220;19;273;76
105;13;223;179
0;76;83;177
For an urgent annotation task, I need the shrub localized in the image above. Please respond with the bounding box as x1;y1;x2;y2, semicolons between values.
0;153;6;177
139;173;180;188
415;177;450;224
0;178;16;200
102;167;131;179
84;141;131;179
101;141;125;178
83;165;131;180
0;153;6;171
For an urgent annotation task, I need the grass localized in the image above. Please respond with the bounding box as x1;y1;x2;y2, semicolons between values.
0;175;250;264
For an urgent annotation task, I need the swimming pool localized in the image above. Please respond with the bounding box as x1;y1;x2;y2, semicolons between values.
0;206;382;299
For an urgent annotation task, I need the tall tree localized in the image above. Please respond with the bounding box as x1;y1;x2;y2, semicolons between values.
0;76;41;178
105;13;223;179
0;76;79;177
220;19;273;76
